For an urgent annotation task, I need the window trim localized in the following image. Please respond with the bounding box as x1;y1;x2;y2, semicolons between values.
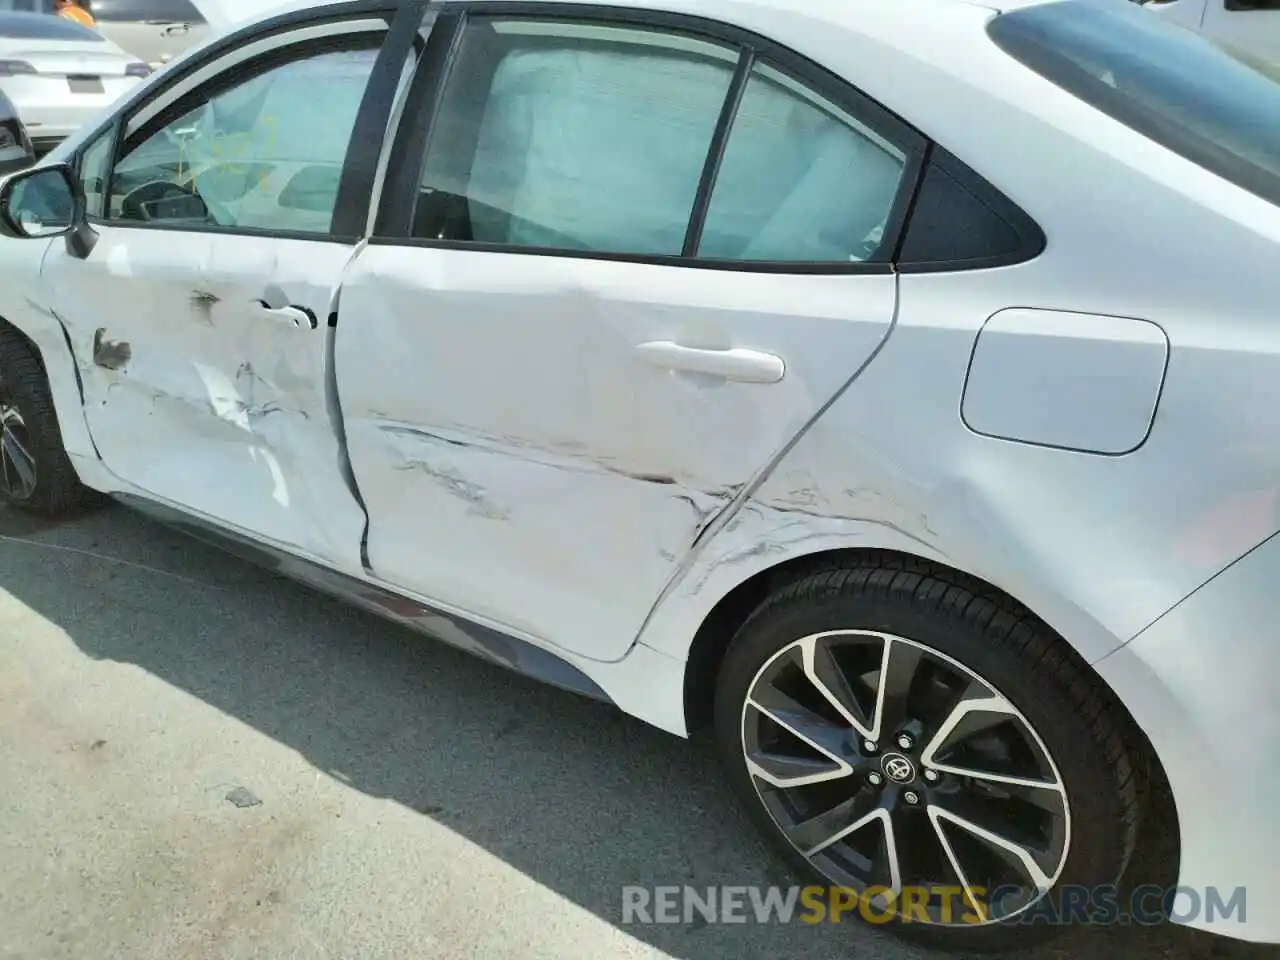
69;0;402;157
371;1;931;275
682;46;754;258
76;118;122;223
894;145;1048;273
99;32;389;242
62;0;428;244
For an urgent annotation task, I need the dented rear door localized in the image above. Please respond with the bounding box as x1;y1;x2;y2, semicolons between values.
334;10;926;661
337;253;901;662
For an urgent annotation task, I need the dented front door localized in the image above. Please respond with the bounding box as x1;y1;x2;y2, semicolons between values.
42;227;368;573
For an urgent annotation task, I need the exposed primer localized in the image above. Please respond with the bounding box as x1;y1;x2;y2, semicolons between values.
91;328;131;371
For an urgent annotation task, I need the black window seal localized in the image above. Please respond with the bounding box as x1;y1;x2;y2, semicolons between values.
331;0;433;235
681;47;753;258
65;0;406;175
373;6;465;237
894;145;1048;274
371;0;928;275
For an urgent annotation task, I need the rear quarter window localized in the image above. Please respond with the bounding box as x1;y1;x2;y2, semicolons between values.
987;0;1280;208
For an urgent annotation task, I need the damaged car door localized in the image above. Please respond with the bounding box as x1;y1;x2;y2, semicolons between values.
335;12;923;660
39;17;404;571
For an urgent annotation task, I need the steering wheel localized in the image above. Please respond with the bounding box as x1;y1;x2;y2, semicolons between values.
119;179;211;224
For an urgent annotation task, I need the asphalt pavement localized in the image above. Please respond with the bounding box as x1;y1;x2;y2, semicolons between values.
0;500;1274;960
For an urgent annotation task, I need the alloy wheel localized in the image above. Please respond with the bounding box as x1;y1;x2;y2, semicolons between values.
0;382;37;502
740;630;1070;925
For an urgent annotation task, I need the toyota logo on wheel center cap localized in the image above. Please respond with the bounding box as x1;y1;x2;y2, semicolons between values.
881;753;917;783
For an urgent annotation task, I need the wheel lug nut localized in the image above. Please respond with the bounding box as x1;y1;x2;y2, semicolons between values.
868;772;883;786
903;790;920;805
924;769;939;782
897;734;913;750
864;740;878;753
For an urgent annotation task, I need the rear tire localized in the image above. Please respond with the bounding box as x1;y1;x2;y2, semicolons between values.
0;328;93;516
713;560;1140;953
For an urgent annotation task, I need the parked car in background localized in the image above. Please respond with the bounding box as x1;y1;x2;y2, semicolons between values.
89;0;209;68
0;86;34;172
0;0;208;67
0;10;147;153
0;0;55;13
1145;0;1280;65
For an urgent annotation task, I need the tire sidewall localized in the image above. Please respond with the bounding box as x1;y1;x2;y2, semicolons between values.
0;333;84;514
713;583;1131;949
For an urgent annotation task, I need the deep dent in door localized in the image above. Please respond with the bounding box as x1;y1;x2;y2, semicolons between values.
53;231;368;570
333;246;899;660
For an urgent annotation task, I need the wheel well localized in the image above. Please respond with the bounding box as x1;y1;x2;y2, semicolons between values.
682;547;1023;734
680;545;1180;888
0;317;47;375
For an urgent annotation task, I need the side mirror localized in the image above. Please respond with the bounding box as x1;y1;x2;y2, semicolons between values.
0;162;82;240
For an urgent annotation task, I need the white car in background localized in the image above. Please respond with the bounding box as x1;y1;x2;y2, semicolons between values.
1145;0;1280;65
0;0;212;69
89;0;211;69
0;10;147;152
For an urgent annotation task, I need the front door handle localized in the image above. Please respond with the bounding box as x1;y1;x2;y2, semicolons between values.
251;301;317;329
634;341;785;383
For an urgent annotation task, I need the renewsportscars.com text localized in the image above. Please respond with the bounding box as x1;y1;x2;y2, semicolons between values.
621;884;1247;926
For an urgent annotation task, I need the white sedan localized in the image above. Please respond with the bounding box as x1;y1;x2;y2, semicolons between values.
0;10;148;151
0;0;1277;951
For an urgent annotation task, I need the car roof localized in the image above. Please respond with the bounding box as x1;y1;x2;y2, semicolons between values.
191;0;1062;32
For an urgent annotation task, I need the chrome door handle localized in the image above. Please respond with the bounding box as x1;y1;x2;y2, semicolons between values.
252;301;317;329
634;341;785;383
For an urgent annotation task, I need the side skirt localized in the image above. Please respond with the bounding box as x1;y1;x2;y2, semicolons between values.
113;493;613;704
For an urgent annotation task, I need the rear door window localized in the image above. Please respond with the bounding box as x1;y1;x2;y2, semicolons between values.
697;62;909;263
412;17;740;257
988;0;1280;207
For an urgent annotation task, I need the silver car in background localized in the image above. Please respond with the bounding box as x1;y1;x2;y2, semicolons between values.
0;10;147;152
89;0;209;69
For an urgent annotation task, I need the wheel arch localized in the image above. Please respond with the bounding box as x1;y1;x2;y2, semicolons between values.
679;544;1180;893
0;315;47;373
681;546;1048;734
0;306;98;465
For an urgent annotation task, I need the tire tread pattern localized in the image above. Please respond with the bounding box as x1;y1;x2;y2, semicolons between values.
717;553;1143;950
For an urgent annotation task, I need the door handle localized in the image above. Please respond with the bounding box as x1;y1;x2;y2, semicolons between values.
252;301;317;329
634;341;785;383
